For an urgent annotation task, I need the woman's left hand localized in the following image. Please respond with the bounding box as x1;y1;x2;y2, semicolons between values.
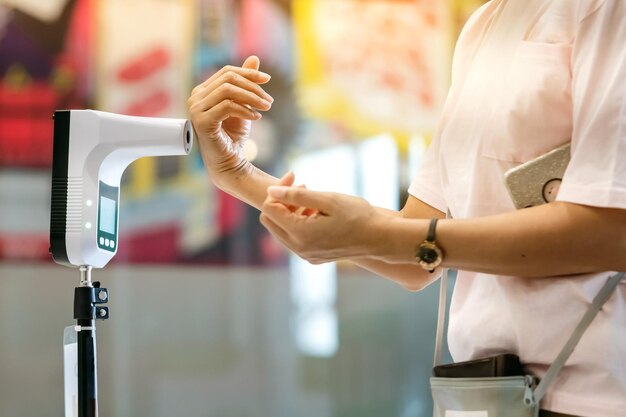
260;184;385;264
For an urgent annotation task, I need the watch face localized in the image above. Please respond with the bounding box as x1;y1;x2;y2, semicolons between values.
417;241;443;270
419;247;438;263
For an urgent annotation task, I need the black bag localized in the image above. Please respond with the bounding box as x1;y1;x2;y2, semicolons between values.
433;353;525;378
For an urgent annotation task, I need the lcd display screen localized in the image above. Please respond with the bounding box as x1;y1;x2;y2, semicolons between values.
99;196;116;234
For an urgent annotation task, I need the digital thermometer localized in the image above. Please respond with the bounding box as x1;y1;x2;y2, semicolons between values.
49;110;194;269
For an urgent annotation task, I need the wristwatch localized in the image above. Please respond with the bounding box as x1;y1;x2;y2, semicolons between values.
416;218;444;272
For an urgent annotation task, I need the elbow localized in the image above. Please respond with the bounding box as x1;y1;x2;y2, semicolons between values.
401;268;443;292
403;282;426;292
401;281;424;292
400;276;433;292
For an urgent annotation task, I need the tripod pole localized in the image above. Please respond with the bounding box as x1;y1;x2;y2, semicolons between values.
74;266;109;417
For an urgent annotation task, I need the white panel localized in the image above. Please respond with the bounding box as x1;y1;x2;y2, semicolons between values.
358;133;399;210
287;145;356;358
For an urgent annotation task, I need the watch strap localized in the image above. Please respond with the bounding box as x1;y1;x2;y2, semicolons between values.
426;218;438;242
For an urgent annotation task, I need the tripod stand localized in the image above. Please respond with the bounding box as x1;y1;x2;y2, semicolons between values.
68;266;109;417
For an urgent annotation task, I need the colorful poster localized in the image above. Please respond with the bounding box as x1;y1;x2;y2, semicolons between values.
96;0;194;118
0;0;92;261
293;0;452;138
95;0;212;264
237;0;292;74
194;0;237;80
0;0;92;168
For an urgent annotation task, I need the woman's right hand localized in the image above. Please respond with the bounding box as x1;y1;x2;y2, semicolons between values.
187;56;274;182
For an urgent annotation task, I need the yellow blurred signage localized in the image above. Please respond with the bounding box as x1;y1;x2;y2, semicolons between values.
293;0;452;138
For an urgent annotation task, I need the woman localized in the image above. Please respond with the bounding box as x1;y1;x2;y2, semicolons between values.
187;0;626;415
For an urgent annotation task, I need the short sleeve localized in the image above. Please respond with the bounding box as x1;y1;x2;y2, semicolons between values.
406;1;492;215
408;135;448;213
557;0;626;209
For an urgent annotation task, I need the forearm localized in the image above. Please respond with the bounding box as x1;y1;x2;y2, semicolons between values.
350;257;441;291
211;163;279;211
377;202;626;277
350;206;441;290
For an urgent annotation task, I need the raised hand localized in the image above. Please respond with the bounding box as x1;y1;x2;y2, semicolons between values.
187;56;274;179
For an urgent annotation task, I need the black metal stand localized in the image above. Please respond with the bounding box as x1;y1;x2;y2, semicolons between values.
73;266;109;417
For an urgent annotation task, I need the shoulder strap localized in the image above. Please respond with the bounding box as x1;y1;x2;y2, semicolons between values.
533;271;624;401
433;271;624;389
433;210;453;367
433;266;450;367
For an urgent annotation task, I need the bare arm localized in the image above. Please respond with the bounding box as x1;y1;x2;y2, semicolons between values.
186;58;447;290
349;197;445;291
211;163;280;212
213;165;447;290
221;167;447;290
187;57;291;211
261;187;626;279
378;201;626;276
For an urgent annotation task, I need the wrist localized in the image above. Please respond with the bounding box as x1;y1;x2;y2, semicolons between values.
208;158;253;190
211;163;280;211
378;216;431;263
364;215;408;262
416;218;444;272
199;143;251;183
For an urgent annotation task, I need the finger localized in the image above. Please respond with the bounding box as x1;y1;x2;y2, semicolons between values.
278;171;303;213
202;65;270;88
292;184;318;215
297;206;319;217
293;206;308;216
190;70;274;105
276;171;295;186
262;198;324;236
262;197;300;231
242;55;260;71
197;64;271;92
259;212;295;251
266;186;333;213
261;211;323;264
294;184;317;215
273;172;301;212
194;85;272;116
204;99;262;125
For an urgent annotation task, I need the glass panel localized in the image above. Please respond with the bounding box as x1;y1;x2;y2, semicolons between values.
99;197;117;234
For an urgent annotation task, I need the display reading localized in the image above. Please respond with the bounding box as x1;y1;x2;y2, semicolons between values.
99;196;117;234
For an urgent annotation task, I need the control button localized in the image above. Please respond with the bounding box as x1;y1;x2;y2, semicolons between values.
99;237;104;245
105;238;110;246
110;240;115;249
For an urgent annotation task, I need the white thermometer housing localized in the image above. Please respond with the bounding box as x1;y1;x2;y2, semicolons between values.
50;110;194;268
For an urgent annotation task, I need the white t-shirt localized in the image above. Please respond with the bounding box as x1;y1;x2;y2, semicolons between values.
408;0;626;416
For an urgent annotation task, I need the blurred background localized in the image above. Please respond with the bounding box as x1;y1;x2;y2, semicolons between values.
0;0;482;416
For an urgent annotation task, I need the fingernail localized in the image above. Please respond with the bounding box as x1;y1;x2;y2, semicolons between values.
259;71;271;80
261;99;272;109
252;110;262;119
264;94;274;103
268;186;286;199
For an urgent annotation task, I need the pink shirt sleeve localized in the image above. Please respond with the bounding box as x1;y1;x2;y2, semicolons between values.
407;135;448;213
557;0;626;209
